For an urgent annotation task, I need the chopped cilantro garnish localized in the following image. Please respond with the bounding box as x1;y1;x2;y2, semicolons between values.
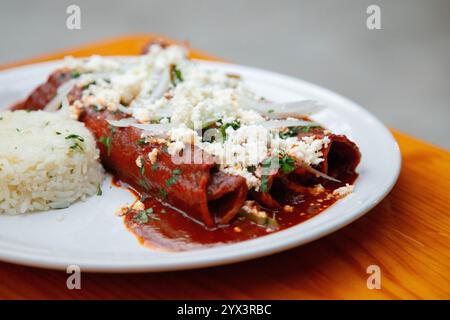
170;64;184;84
96;185;102;196
139;178;150;191
65;134;85;142
139;161;145;176
166;169;181;187
260;176;269;193
134;210;149;224
165;176;177;187
69;141;84;152
279;154;296;174
137;138;148;146
99;126;115;156
279;125;320;139
260;157;277;193
219;120;241;140
151;162;158;172
71;71;81;78
175;68;183;82
159;188;168;198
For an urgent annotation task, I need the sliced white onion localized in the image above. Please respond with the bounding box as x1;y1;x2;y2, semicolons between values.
244;99;325;118
106;118;137;127
302;164;341;183
260;119;320;129
106;119;175;133
148;68;170;103
44;72;113;112
117;104;133;115
130;122;175;133
56;95;71;117
44;79;79;112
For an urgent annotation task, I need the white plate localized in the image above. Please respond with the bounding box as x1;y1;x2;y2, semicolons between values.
0;59;401;272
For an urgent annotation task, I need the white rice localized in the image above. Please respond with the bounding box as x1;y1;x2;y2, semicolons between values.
0;110;104;214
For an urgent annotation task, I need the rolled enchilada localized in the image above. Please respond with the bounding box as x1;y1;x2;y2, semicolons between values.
12;43;361;233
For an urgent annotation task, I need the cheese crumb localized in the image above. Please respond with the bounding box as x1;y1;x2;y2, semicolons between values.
148;148;158;164
131;200;145;211
332;184;354;199
241;200;267;218
310;184;325;196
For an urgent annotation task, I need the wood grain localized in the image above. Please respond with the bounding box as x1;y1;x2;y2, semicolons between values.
0;35;449;300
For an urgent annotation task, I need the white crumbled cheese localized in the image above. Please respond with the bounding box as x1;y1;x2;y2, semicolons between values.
167;141;185;156
115;205;130;217
280;135;330;166
166;124;200;156
131;200;145;211
202;125;270;190
135;156;144;168
148;148;158;164
68;105;82;120
310;184;325;196
241;200;267;218
332;184;354;199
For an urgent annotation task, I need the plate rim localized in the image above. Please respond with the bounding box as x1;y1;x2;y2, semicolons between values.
0;58;401;273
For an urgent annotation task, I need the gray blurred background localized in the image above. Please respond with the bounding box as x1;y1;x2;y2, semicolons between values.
1;0;449;148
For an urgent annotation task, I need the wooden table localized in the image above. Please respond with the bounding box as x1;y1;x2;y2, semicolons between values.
0;35;449;300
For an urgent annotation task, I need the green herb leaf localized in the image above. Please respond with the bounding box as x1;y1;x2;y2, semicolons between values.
96;185;102;196
260;175;269;193
71;71;81;78
159;188;168;198
260;156;277;193
139;178;150;191
175;68;183;82
65;134;85;142
99;126;115;156
137;138;148;146
279;125;320;139
279;155;296;174
139;161;145;176
165;169;182;187
69;142;84;152
151;162;158;172
219;120;241;140
170;64;184;85
165;176;177;187
134;210;149;224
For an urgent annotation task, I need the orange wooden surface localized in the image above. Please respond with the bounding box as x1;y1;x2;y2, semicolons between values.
0;35;449;300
